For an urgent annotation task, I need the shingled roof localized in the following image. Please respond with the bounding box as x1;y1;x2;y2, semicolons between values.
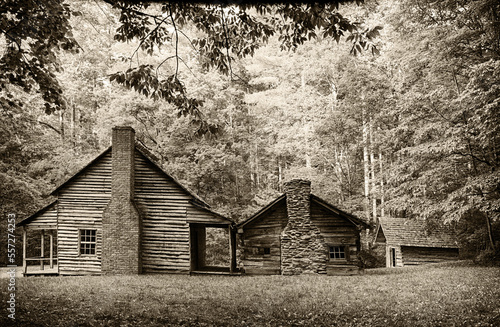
376;217;458;248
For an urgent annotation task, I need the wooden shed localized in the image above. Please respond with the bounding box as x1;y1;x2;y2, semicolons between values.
237;179;368;275
373;217;459;267
17;126;236;276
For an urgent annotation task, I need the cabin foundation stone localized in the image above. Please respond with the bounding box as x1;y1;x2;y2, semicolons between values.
281;179;327;275
102;126;142;275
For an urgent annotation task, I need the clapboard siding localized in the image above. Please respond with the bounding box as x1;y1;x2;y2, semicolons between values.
242;199;288;274
56;151;112;275
135;151;191;272
24;202;58;229
310;201;361;273
22;138;233;276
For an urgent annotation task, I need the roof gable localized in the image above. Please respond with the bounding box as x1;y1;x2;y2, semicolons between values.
378;217;458;248
237;194;287;228
238;193;367;229
50;143;210;208
51;147;112;195
134;145;210;208
310;194;369;228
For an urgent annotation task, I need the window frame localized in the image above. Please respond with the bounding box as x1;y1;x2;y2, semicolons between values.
329;245;348;261
79;229;97;256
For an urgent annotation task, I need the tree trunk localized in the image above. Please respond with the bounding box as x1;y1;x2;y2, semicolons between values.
59;109;65;141
486;214;495;250
379;151;385;219
255;142;260;188
335;148;345;202
278;158;283;193
71;101;76;148
362;107;370;222
369;115;377;223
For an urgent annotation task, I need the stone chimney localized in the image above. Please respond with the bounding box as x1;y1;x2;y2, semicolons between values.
281;179;327;275
102;126;142;274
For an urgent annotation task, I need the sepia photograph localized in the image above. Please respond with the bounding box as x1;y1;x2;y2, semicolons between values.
1;0;499;326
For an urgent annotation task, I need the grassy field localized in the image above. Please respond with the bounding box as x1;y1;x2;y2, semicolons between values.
1;262;499;327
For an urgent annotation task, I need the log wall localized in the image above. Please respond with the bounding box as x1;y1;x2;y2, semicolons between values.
310;201;361;275
43;145;231;275
25;202;58;229
386;246;403;267
56;151;111;275
134;151;191;273
401;246;459;266
241;199;288;275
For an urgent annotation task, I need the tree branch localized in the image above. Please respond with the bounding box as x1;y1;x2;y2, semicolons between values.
168;4;180;78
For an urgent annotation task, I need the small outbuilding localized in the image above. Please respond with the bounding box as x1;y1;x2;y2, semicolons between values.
17;126;236;276
373;217;459;267
237;179;368;275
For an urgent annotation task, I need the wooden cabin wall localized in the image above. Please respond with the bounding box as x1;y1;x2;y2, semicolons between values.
134;151;192;273
22;206;59;264
25;203;58;229
385;245;403;267
56;152;112;275
241;200;288;275
310;202;361;275
187;206;229;225
401;246;459;266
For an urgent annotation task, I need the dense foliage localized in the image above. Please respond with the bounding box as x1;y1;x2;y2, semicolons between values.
1;0;498;264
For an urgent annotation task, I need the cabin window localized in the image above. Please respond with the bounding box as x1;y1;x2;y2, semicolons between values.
258;247;271;256
329;246;346;260
79;229;96;255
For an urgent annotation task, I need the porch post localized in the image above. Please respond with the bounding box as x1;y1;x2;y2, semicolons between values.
49;231;54;269
40;230;45;270
23;228;27;274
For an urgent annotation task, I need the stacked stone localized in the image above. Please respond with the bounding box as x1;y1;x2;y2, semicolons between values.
281;179;327;275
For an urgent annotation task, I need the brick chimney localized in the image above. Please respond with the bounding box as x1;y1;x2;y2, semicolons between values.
281;179;327;275
102;126;142;274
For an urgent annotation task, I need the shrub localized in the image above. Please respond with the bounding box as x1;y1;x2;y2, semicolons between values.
358;248;385;268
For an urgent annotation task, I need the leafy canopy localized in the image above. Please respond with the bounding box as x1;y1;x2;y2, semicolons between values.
0;0;380;123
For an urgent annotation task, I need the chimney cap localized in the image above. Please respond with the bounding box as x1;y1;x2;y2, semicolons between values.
284;179;311;186
112;126;135;132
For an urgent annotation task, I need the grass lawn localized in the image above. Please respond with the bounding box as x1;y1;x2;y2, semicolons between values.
1;262;499;326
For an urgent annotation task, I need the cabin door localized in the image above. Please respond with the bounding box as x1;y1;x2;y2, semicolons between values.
189;224;206;271
390;247;396;267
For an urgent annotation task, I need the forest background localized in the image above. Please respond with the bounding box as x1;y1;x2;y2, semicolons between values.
1;0;499;265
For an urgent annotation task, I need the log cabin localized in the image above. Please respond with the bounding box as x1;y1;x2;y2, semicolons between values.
17;126;236;276
237;179;369;275
373;217;459;267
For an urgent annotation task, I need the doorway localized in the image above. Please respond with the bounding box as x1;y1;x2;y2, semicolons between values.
190;224;234;273
390;247;396;267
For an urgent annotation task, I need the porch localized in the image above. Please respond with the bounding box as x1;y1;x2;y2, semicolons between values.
22;228;59;276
